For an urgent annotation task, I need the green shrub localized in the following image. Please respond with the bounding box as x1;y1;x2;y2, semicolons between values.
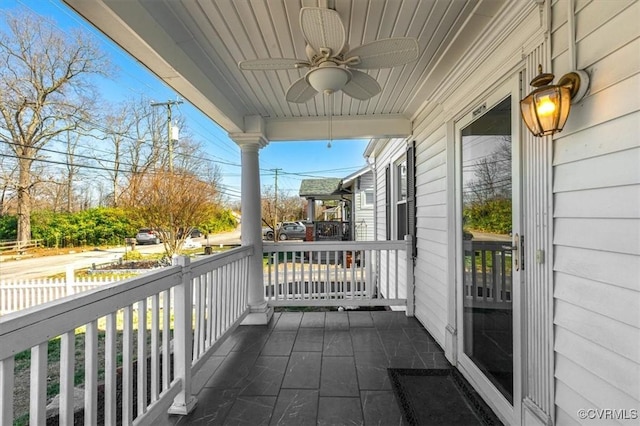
0;215;17;240
30;208;142;248
123;249;142;261
1;206;236;248
463;198;512;234
199;208;237;234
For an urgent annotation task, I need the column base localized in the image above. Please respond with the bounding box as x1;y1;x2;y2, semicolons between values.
168;396;197;416
241;305;274;325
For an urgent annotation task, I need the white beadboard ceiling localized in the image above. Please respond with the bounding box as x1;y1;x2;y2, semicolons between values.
63;0;507;141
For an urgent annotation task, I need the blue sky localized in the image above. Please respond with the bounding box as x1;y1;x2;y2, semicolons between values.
3;0;369;202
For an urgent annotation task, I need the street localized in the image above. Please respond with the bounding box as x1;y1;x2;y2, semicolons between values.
0;227;241;280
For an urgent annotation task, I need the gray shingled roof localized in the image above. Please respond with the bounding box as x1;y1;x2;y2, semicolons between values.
299;178;345;198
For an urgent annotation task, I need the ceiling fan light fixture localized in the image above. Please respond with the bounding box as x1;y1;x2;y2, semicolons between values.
306;66;350;95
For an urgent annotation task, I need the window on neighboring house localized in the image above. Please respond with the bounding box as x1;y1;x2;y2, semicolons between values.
361;189;374;208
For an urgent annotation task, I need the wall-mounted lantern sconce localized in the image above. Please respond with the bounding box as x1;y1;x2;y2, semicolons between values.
520;65;589;137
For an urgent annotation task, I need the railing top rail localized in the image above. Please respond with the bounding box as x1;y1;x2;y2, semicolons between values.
0;265;182;360
190;245;253;275
263;239;407;252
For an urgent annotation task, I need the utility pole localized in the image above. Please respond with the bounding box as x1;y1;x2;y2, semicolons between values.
272;168;282;242
151;99;183;173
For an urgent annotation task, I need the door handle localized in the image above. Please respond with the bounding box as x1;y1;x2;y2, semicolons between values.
512;233;520;271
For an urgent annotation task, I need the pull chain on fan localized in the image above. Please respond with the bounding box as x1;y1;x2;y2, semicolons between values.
327;93;333;148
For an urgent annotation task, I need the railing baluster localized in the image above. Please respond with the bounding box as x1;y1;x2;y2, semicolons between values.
105;313;117;425
30;342;48;425
266;252;272;301
151;294;160;402
224;264;230;329
232;260;238;320
394;249;399;301
162;290;171;390
137;299;148;417
206;271;214;347
0;357;14;425
122;305;133;425
84;321;98;426
60;330;75;426
283;251;289;299
386;250;390;300
199;276;207;358
215;268;222;340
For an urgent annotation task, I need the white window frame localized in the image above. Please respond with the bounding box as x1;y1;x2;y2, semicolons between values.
394;155;407;240
361;189;374;209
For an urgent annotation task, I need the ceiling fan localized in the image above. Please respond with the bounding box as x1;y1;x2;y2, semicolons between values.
238;7;419;103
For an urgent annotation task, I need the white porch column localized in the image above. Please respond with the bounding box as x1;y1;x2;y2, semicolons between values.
230;120;273;325
307;198;315;221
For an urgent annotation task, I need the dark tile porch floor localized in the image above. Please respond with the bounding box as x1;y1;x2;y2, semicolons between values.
160;310;450;426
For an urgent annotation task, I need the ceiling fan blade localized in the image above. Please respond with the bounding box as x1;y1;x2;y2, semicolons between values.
238;58;309;70
286;76;318;103
346;38;419;69
299;7;346;57
342;70;381;100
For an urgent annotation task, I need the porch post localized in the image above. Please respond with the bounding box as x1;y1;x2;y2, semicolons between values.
230;119;273;325
307;197;315;221
168;256;197;415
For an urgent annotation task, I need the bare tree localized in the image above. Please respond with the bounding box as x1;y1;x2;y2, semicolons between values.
467;136;511;203
0;7;110;244
132;170;220;257
97;100;136;206
261;185;305;229
0;142;18;215
62;129;85;212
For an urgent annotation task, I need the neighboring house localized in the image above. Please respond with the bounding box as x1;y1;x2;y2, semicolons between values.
298;178;345;223
299;167;375;241
341;166;374;241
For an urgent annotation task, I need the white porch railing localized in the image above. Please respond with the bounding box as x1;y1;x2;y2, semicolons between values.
463;240;512;309
0;239;413;425
0;245;252;426
263;238;413;314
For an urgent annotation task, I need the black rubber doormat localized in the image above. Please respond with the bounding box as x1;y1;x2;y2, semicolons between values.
388;368;503;426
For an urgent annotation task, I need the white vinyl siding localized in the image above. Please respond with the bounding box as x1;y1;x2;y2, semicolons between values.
373;139;409;301
410;117;449;347
354;172;374;241
551;0;640;423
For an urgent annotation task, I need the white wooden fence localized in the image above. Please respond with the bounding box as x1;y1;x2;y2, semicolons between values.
0;267;120;316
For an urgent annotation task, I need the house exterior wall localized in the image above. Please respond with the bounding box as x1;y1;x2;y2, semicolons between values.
550;1;640;424
373;139;409;302
369;0;639;424
353;171;375;241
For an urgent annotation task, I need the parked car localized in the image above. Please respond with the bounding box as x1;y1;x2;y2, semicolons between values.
276;223;307;240
135;228;161;245
178;228;203;239
262;226;275;240
263;221;307;240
